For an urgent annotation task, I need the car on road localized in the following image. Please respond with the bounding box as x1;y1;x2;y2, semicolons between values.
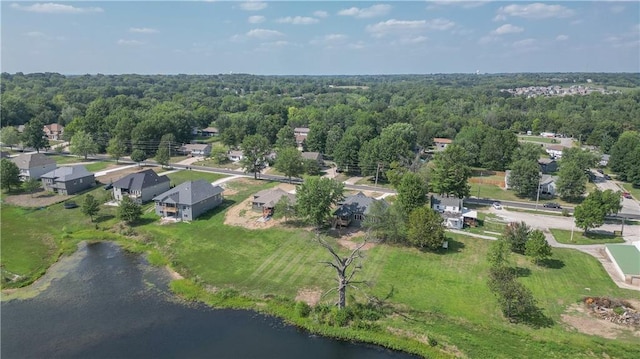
492;202;502;210
622;192;632;199
604;174;612;180
596;169;604;174
543;202;562;209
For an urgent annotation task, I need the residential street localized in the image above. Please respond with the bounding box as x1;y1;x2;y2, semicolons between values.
592;173;640;216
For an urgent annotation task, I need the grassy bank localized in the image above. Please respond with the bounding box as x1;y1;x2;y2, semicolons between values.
2;179;640;358
550;228;625;245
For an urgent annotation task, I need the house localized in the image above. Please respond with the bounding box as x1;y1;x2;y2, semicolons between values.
430;194;477;229
251;188;296;217
181;143;211;157
40;166;95;195
433;138;452;151
153;180;224;221
545;144;565;159
295;135;306;151
112;169;170;204
200;127;219;137
294;127;310;137
11;153;57;180
17;125;25;133
334;192;383;227
228;150;244;162
605;243;640;287
539;174;557;196
538;158;558;173
43;124;64;140
301;152;323;166
599;154;610;167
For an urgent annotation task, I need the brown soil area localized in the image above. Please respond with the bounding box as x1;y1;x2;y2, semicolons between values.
295;288;323;306
2;189;71;207
561;303;640;339
223;183;298;230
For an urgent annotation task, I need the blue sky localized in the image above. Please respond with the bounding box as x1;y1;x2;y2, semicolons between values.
2;1;639;74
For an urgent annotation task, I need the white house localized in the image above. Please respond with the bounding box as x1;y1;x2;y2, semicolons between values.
228;150;244;162
10;153;57;180
545;144;565;159
181;143;211;157
433;138;453;151
430;195;477;229
539;175;557;196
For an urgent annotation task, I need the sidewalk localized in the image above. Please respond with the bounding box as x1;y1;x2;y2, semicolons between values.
94;164;138;177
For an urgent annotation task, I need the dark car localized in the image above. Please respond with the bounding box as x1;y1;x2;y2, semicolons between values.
543;202;562;209
596;169;604;174
64;201;78;209
604;174;612;180
103;183;113;190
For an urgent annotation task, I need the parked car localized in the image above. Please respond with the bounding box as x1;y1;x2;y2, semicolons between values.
103;183;113;190
596;169;604;174
492;202;502;210
604;174;612;180
63;201;78;209
543;202;562;209
622;192;632;199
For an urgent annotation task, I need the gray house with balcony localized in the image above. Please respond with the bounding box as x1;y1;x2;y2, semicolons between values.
334;192;384;227
41;166;95;195
112;169;170;204
154;180;224;221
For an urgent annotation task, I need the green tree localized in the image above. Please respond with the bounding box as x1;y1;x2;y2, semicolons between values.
81;194;100;222
324;125;343;158
396;172;428;216
488;267;539;323
240;134;271;179
0;159;21;191
525;230;552;264
274;146;304;183
155;133;175;169
609;131;640;181
275;126;296;150
556;162;587;201
130;149;148;167
561;147;598;172
22;118;47;153
333;134;361;174
508;159;541;198
296;177;344;228
362;200;405;244
302;158;322;176
118;196;142;224
70;130;99;160
407;206;446;250
107;137;127;164
480;129;518;171
430;144;471;198
0;126;21;150
487;238;512;269
502;221;531;254
573;196;605;234
209;145;229;165
273;195;295;221
512;142;544;164
22;178;41;197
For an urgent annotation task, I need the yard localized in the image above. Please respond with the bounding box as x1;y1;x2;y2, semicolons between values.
2;178;640;358
517;135;559;144
165;170;228;185
550;229;625;245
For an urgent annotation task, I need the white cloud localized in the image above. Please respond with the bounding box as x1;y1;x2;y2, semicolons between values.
610;5;625;14
276;16;319;25
491;24;524;35
400;36;428;44
248;15;265;24
129;27;159;34
478;35;499;45
10;2;104;14
256;40;291;51
117;39;144;46
512;38;537;49
556;34;569;41
338;4;392;19
25;31;46;38
366;19;427;37
494;3;574;21
313;10;328;18
425;18;456;30
309;34;348;47
246;28;284;39
239;1;267;11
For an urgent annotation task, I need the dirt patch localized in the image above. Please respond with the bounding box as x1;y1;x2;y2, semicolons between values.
295;288;323;306
2;190;72;207
561;303;640;339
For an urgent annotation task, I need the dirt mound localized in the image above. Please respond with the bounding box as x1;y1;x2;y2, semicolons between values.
583;297;640;327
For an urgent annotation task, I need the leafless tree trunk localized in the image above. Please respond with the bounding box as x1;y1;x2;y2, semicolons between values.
317;234;367;309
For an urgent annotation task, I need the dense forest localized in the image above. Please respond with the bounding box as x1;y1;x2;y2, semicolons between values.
1;72;639;177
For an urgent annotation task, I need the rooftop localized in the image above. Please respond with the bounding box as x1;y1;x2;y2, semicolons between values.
154;180;223;205
10;153;56;169
113;169;169;191
606;244;640;275
41;165;93;182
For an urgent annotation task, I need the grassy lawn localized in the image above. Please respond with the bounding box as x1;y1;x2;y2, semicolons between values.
470;181;582;208
165;170;228;185
3;178;640;358
517;135;558;144
355;176;393;189
505;207;569;217
550;228;625;245
169;155;190;164
621;183;640;200
193;159;243;170
84;161;112;172
45;154;91;164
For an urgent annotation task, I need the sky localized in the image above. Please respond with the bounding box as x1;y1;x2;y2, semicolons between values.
1;1;639;75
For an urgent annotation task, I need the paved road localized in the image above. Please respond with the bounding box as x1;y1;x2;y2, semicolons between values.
591;171;640;216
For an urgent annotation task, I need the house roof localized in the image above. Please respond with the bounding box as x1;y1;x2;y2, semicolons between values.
202;127;218;133
153;180;223;205
252;188;296;208
228;150;244;157
334;192;379;216
431;194;463;208
546;144;565;151
183;143;210;151
294;127;310;134
433;138;453;144
538;158;555;165
44;123;64;132
113;169;169;191
540;174;557;186
301;152;322;161
606;244;640;275
10;153;56;169
41;165;94;182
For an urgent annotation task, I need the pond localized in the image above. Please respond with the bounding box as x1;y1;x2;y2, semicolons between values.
1;242;418;359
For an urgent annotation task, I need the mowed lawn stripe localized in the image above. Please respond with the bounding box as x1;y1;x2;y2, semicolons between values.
244;236;299;283
255;244;304;286
283;245;328;287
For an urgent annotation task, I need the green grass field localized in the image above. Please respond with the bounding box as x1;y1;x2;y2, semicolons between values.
2;178;640;358
46;154;90;164
84;161;112;172
471;181;584;208
517;135;558;144
165;170;228;185
550;228;625;245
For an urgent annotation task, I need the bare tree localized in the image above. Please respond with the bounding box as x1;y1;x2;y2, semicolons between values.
317;235;368;309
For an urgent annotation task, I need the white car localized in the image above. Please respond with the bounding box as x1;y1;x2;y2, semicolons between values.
493;202;502;210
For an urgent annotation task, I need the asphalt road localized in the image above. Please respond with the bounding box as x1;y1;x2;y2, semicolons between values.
591;171;640;216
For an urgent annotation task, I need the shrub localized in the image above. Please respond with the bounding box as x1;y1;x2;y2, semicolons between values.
295;301;311;318
331;307;352;327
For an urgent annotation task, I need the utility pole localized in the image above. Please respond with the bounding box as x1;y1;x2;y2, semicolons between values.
535;173;542;211
374;162;382;187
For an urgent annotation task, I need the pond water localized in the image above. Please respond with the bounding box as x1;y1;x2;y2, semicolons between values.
1;242;418;359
